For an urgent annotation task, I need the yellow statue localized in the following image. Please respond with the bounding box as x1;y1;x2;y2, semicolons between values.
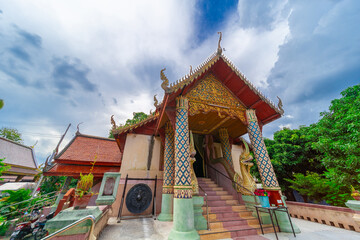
234;139;256;195
189;131;199;195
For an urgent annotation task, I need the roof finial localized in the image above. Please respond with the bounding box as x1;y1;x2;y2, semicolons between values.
189;65;193;75
111;115;117;130
217;32;223;55
154;94;159;108
76;122;83;135
277;96;284;114
160;68;170;93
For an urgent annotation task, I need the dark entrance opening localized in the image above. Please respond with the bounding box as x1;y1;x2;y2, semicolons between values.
193;134;205;178
194;152;205;177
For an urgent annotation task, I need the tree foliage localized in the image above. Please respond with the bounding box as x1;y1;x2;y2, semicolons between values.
0;127;23;143
263;84;359;206
108;112;148;138
39;176;77;195
0;158;10;181
264;126;324;193
0;99;3;109
311;84;360;186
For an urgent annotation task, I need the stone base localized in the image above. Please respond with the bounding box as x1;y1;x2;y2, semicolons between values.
346;200;360;227
193;196;207;230
168;228;200;240
45;206;102;236
158;194;173;222
169;198;199;240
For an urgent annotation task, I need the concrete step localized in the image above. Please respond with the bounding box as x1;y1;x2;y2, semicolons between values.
206;199;238;207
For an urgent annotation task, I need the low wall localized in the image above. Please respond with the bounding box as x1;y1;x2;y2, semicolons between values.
287;201;360;232
46;205;111;240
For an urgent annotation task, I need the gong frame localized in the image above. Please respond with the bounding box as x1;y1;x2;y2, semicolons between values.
117;174;157;223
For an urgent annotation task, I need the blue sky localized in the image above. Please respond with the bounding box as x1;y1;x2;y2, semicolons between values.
0;0;359;164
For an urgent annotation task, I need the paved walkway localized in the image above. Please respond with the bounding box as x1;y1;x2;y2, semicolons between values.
99;217;360;240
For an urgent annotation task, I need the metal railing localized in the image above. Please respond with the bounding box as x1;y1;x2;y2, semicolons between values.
207;164;258;205
0;191;58;220
198;185;210;231
42;215;96;240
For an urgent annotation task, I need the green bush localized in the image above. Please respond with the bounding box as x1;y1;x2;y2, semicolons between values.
286;171;352;206
0;216;10;236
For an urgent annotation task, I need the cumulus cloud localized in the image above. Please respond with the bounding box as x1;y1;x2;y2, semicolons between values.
0;0;358;162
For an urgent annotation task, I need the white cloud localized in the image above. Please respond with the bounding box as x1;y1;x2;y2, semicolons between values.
279;124;292;129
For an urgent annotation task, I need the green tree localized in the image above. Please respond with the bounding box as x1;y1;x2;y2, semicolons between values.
124;112;148;126
108;112;148;138
0;99;3;109
311;84;360;187
39;176;77;195
0;127;23;143
286;172;351;206
262;126;324;196
0;158;10;181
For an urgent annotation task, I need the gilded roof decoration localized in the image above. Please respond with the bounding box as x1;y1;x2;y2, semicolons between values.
160;68;171;93
154;94;159;108
186;74;247;122
112;112;159;135
217;32;223;55
277;96;284;114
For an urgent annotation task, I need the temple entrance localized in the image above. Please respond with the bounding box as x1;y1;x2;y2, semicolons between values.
192;134;205;178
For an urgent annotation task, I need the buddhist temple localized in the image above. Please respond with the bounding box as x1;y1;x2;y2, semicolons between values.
110;34;288;239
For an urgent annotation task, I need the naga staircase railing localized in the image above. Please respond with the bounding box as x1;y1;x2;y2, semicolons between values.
198;185;210;231
207;164;258;205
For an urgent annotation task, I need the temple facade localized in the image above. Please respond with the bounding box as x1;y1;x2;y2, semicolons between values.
111;36;285;239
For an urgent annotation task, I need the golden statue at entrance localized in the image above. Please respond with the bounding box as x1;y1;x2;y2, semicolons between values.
234;139;256;195
189;131;199;195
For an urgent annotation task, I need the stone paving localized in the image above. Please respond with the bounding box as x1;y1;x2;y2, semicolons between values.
99;217;360;240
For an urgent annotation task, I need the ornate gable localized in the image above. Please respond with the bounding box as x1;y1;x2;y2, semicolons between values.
186;74;246;122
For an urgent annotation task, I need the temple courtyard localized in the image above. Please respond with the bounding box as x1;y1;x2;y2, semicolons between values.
98;217;360;240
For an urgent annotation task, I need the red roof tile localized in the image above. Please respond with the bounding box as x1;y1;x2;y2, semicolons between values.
55;133;121;166
44;163;120;177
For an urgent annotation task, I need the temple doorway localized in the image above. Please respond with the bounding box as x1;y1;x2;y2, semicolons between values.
193;134;205;178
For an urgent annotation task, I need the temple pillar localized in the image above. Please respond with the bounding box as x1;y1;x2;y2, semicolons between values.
246;109;279;190
246;109;300;233
218;128;233;167
158;122;175;221
169;96;199;240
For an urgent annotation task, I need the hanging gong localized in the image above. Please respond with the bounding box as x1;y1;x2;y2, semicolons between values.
126;183;152;214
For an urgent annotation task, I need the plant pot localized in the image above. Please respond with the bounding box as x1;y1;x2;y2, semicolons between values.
74;194;92;209
258;196;270;208
353;195;360;201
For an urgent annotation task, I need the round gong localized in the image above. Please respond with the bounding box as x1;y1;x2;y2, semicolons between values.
126;183;152;214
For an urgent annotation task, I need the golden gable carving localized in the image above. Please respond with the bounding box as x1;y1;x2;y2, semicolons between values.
186;74;246;122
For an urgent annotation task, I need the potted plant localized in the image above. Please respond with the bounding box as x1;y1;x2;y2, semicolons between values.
254;189;270;208
73;156;96;209
351;186;360;201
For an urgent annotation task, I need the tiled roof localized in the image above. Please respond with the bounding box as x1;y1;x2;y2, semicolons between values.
112;112;159;135
55;133;121;165
0;137;38;171
44;163;120;177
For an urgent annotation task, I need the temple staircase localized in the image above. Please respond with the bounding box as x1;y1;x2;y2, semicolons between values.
197;178;274;240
